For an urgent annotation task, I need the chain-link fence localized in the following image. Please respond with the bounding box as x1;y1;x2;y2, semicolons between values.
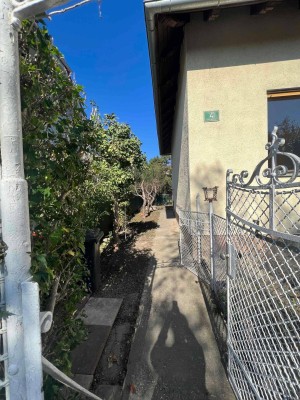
226;128;300;400
227;182;300;400
179;209;227;313
212;214;227;315
178;130;300;399
179;210;211;284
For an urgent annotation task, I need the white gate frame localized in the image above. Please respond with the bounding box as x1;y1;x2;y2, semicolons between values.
225;128;300;399
0;1;101;398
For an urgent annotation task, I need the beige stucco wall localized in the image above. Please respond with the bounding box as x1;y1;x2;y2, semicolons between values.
180;1;300;216
172;40;191;212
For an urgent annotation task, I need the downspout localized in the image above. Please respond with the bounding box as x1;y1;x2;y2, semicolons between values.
144;0;266;151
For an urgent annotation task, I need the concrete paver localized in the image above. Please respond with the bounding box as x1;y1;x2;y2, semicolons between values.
122;207;235;400
71;297;122;388
79;297;123;326
71;325;111;375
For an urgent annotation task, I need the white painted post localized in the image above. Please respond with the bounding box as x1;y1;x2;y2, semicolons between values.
0;1;93;397
209;201;215;292
22;282;44;399
196;193;201;272
0;1;43;397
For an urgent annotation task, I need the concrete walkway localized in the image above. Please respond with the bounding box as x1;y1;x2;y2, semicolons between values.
122;207;235;400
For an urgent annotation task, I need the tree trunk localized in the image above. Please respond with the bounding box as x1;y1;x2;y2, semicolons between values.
141;198;147;221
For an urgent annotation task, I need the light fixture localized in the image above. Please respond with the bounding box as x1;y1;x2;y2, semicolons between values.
202;186;218;203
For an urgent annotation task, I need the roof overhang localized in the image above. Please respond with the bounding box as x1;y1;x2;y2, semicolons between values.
144;0;273;155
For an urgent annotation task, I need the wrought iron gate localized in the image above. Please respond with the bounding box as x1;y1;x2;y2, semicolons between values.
226;128;300;399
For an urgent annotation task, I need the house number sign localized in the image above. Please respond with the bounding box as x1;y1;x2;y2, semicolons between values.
204;110;219;122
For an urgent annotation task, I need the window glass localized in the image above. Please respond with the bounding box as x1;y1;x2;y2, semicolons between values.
268;97;300;168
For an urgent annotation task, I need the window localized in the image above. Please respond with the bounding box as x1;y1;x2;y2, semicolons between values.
268;90;300;169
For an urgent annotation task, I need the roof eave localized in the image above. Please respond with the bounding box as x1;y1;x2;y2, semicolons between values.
144;0;267;155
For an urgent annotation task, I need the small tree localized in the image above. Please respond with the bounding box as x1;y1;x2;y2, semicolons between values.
92;113;145;244
134;156;171;218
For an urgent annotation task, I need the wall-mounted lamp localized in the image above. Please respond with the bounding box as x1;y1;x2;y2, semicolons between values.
202;186;218;203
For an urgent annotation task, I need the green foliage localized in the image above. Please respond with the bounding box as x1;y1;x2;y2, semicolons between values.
20;20;99;382
134;156;172;217
19;20;144;395
91;112;145;237
276;117;300;155
147;156;172;193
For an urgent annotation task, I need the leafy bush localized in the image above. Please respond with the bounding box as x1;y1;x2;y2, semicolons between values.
19;20;144;396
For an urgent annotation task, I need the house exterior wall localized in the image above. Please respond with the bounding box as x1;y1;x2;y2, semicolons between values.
171;40;191;213
181;2;300;216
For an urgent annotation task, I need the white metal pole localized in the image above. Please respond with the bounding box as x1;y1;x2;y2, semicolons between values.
196;194;201;273
22;282;44;399
0;1;42;397
209;201;215;292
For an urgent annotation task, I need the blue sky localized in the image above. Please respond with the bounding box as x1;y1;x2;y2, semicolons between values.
47;0;159;159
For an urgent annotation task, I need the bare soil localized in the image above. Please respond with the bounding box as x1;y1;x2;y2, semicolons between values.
91;209;160;389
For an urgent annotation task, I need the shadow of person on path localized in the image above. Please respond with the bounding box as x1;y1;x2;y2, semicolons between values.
150;301;208;400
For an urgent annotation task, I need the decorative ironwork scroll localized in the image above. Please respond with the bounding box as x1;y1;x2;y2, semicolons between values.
228;126;300;187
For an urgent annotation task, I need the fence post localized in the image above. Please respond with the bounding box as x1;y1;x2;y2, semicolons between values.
196;194;201;272
269;126;279;230
179;210;183;265
21;282;44;399
0;2;36;396
209;201;215;292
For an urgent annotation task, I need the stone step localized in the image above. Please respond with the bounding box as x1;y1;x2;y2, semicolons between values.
71;297;123;381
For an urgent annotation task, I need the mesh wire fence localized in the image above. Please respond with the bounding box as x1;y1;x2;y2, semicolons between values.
229;186;300;235
179;180;300;400
212;215;227;315
179;210;227;312
179;211;211;284
228;182;300;400
274;188;300;235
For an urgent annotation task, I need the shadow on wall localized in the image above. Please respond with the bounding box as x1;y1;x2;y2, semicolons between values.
187;4;300;71
190;160;225;216
172;70;191;212
150;300;208;400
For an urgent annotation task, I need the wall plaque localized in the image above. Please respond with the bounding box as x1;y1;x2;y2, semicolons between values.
204;110;219;122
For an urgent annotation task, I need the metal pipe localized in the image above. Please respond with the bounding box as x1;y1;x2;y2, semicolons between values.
0;262;9;398
0;1;31;396
21;282;43;400
42;357;102;400
196;193;201;273
225;169;233;382
269;126;278;230
209;201;215;291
